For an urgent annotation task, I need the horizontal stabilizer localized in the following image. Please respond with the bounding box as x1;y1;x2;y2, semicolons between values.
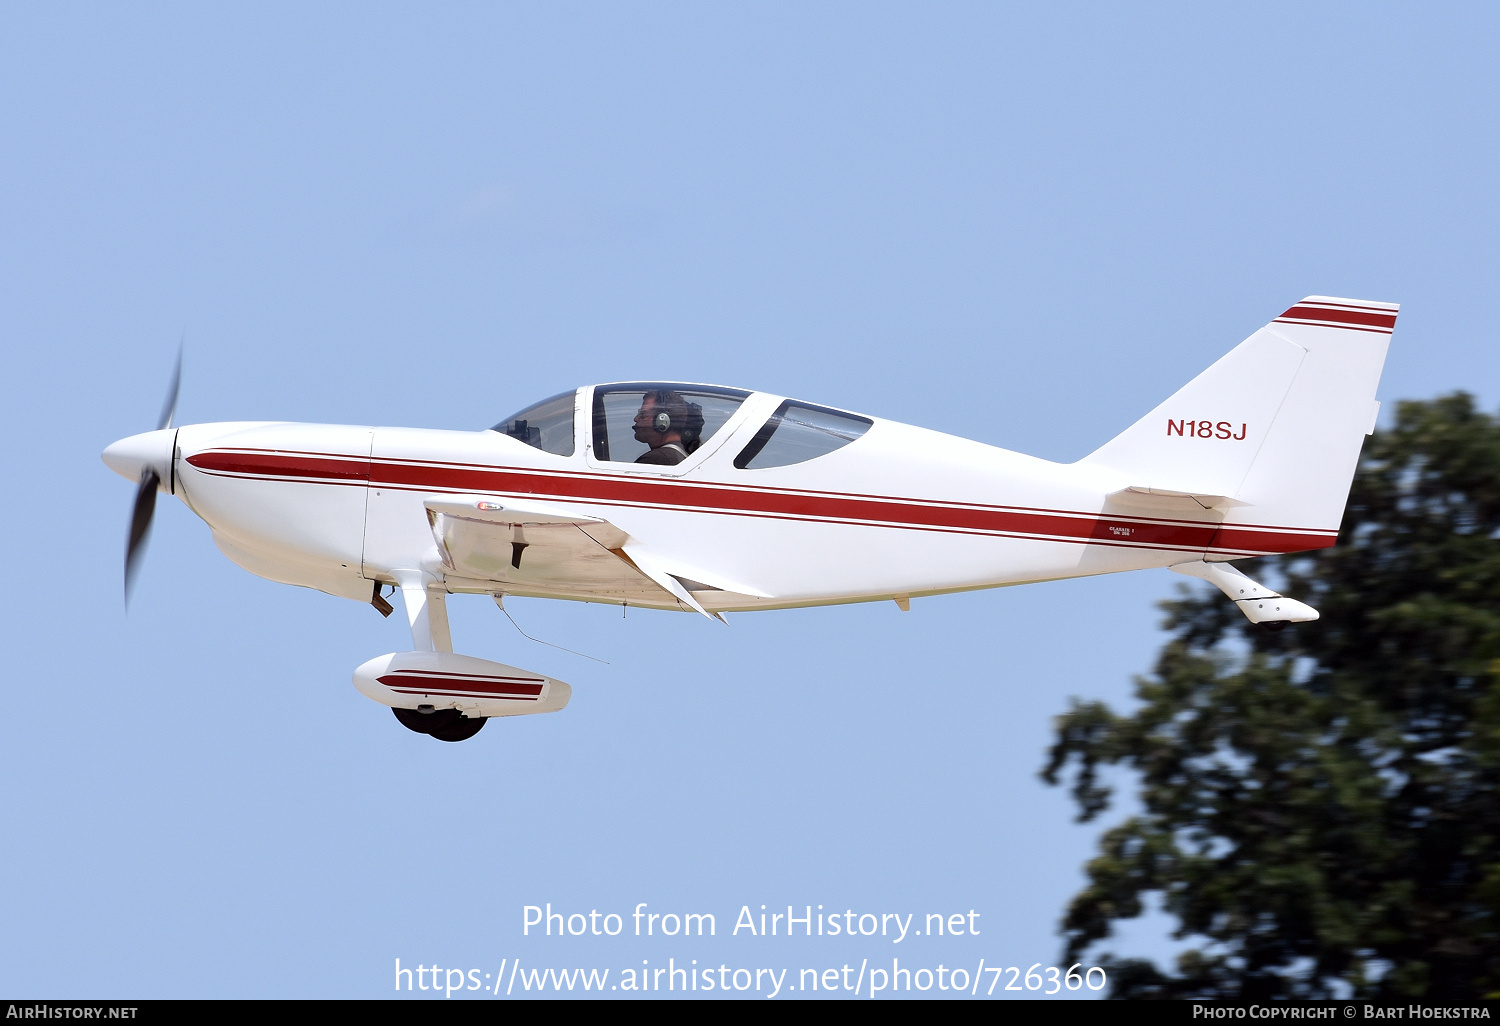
1110;486;1251;511
1171;560;1318;625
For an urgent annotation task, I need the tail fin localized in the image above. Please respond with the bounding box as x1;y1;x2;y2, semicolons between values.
1082;297;1397;536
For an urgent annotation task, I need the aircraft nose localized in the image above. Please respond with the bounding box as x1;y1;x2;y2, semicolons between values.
102;428;175;483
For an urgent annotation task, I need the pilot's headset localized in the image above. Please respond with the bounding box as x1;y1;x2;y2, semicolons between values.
648;390;691;436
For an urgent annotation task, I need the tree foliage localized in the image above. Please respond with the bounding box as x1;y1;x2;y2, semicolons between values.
1043;394;1500;999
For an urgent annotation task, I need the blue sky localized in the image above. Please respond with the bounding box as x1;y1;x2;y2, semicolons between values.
3;2;1498;999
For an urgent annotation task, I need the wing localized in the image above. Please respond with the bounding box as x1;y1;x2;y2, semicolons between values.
424;495;769;619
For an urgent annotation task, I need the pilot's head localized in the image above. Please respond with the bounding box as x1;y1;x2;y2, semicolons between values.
633;390;691;447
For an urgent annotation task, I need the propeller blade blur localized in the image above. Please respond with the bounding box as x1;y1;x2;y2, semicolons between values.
157;348;181;431
122;350;180;604
125;468;159;603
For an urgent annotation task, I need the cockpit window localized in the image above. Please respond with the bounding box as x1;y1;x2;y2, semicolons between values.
491;390;576;456
592;383;750;465
734;401;872;470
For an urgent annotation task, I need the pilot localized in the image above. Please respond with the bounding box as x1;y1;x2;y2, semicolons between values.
633;390;694;465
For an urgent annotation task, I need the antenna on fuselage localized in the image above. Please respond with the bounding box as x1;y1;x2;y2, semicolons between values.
493;595;609;665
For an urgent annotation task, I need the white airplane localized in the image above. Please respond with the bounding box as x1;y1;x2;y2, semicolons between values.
104;297;1397;741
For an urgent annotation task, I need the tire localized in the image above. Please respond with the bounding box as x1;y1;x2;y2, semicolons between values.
429;716;487;742
392;707;463;735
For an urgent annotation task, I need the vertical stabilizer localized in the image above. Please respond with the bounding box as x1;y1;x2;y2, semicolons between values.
1082;297;1397;540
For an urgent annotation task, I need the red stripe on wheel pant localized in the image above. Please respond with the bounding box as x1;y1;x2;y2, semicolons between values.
378;673;544;696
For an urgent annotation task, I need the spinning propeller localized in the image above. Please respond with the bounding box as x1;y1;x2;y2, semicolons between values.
116;351;181;603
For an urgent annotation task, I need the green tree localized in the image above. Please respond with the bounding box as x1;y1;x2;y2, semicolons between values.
1044;393;1500;999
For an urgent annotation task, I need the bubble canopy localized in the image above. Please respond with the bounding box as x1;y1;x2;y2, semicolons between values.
490;384;870;469
591;383;749;464
491;390;578;456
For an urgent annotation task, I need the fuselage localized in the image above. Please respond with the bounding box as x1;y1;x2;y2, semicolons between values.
118;384;1323;614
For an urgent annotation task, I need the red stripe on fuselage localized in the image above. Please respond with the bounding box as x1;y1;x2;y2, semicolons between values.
189;450;371;480
185;449;1337;556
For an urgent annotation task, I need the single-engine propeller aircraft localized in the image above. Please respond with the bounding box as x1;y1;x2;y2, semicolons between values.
105;297;1397;741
